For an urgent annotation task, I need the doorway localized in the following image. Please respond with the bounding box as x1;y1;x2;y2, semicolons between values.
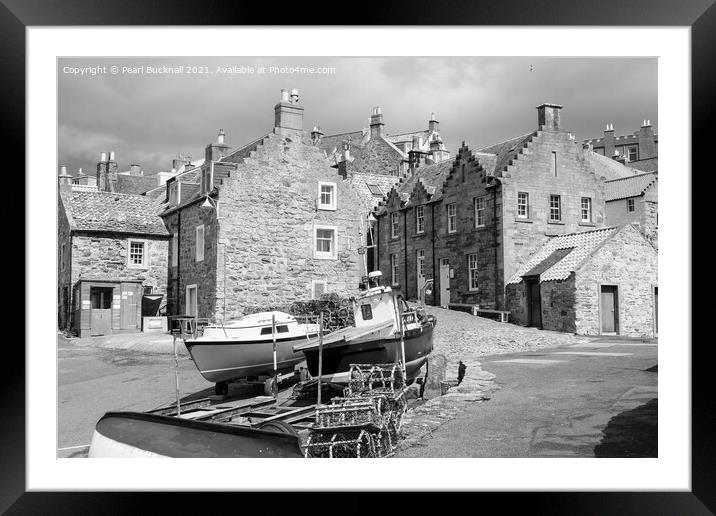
439;259;450;307
600;285;619;334
525;278;542;328
186;284;198;318
90;286;113;336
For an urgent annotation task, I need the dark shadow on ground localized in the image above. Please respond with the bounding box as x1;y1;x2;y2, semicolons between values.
594;398;657;457
646;364;658;372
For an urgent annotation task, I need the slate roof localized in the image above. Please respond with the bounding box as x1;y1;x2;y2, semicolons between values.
61;190;169;236
627;158;658;173
604;171;658;201
506;226;618;284
475;133;534;176
586;151;640;180
116;174;162;195
350;172;402;213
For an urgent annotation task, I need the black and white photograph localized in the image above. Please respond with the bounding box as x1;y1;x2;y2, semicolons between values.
55;55;660;460
12;18;702;502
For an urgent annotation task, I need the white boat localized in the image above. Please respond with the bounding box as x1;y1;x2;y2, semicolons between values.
184;311;319;394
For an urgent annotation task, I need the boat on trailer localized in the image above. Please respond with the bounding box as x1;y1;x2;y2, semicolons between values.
293;271;437;384
183;311;319;395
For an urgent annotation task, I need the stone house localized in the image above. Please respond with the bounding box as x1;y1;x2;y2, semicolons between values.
57;182;169;337
316;108;450;178
584;120;658;172
505;224;658;337
374;103;641;310
160;89;365;322
605;171;658;248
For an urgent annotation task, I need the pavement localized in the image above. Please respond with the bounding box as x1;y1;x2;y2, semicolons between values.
396;336;657;458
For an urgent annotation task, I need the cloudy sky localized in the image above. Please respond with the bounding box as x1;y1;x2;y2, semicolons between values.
58;57;657;176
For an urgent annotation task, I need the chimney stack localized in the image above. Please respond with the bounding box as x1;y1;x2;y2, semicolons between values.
96;151;118;192
637;118;657;159
536;103;563;131
311;125;323;145
129;164;142;176
205;129;230;162
428;112;439;133
58;165;72;187
370;107;384;139
274;88;304;134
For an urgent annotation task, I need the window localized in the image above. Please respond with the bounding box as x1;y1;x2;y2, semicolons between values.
360;304;373;320
549;195;561;221
195;225;205;262
391;212;399;238
318;182;337;210
171;233;178;267
128;239;147;268
416;205;425;234
468;254;479;291
627;198;635;212
314;226;336;259
474;197;486;227
201;166;213;194
447;203;457;233
627;145;638;162
260;325;289;335
581;197;592;223
311;279;327;299
552;151;558;177
417;249;425;278
390;254;399;285
168;181;181;205
366;183;383;197
517;192;529;219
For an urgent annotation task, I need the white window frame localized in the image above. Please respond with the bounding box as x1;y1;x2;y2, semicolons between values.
318;182;337;211
468;253;479;291
168;181;181;206
185;284;198;318
549;195;561;222
417;249;425;278
581;197;592;223
195;224;205;262
390;254;399;285
474;197;486;227
627;198;635;212
391;212;399;239
416;205;425;234
171;232;178;267
127;239;148;269
311;279;328;300
447;203;457;233
314;225;337;259
517;192;529;219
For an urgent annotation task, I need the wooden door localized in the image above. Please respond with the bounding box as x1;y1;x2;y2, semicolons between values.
439;259;450;307
90;286;113;336
600;285;618;334
526;279;542;328
120;283;139;330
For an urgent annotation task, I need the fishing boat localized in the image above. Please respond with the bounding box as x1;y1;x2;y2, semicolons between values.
183;311;319;395
293;271;436;383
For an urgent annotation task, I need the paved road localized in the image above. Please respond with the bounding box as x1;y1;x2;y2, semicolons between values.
396;338;657;458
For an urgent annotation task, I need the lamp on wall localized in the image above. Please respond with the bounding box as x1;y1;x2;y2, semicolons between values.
201;195;220;219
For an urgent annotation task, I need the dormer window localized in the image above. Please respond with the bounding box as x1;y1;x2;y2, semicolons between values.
168;181;181;206
318;182;337;210
201;166;213;194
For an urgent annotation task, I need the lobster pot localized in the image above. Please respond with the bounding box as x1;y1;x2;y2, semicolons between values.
346;363;405;396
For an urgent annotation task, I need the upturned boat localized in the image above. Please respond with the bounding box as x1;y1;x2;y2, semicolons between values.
293;271;436;383
183;311;319;394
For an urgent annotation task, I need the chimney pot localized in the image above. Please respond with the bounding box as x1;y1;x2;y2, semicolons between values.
280;89;289;102
100;152;107;162
290;88;299;103
217;128;226;145
59;165;68;175
109;151;116;161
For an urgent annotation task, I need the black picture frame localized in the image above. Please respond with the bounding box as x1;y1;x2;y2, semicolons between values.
5;0;709;513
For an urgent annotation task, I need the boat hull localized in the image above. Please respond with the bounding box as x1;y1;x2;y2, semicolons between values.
88;412;304;458
301;322;435;381
184;335;315;384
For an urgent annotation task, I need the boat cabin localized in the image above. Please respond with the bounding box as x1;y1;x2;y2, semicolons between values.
353;271;422;333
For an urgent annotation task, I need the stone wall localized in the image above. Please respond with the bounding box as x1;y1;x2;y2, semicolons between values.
57;196;73;329
539;277;577;333
574;224;657;337
167;130;365;321
70;233;169;292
